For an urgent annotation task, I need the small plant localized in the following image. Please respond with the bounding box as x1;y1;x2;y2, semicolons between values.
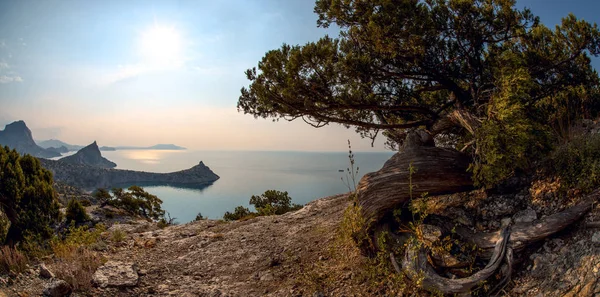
157;212;178;228
49;224;106;291
65;198;90;225
548;133;600;194
341;140;360;193
250;190;302;215
0;245;28;274
194;212;206;221
110;229;126;243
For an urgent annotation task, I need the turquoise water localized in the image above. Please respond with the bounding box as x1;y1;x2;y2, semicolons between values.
101;150;394;222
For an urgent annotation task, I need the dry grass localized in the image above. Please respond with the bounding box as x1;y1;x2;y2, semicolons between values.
0;245;28;274
49;225;107;291
110;229;126;243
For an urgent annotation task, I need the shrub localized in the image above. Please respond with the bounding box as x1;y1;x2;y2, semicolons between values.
548;133;600;193
65;198;90;225
223;206;253;221
110;229;126;243
194;212;206;221
250;190;302;215
97;186;165;221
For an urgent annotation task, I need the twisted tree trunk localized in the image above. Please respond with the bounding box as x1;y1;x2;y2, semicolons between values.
356;129;473;226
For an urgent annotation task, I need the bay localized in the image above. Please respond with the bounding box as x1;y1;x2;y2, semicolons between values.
100;150;394;223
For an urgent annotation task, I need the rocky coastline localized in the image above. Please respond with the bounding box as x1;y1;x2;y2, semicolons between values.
39;159;220;191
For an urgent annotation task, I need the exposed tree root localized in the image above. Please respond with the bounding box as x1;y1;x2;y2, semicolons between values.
394;192;598;295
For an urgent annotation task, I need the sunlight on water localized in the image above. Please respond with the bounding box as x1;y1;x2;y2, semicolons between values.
101;150;394;223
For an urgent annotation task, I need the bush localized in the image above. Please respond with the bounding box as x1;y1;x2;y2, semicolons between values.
223;190;303;221
65;198;90;225
250;190;303;215
194;212;206;221
223;206;253;221
97;186;165;221
0;146;61;245
548;133;600;193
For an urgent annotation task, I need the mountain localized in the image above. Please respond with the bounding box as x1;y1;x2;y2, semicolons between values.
0;121;61;158
46;146;69;154
58;141;117;168
37;139;84;152
115;144;186;150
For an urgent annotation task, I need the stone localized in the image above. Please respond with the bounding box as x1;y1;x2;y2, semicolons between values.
419;224;442;245
514;208;537;223
39;263;55;279
592;232;600;244
43;279;72;297
92;261;139;288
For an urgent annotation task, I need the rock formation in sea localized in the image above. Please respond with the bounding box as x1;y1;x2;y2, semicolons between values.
0;120;61;158
40;159;219;190
58;141;117;168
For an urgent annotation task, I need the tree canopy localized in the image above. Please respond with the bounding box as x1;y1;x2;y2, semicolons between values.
0;146;61;244
238;0;600;185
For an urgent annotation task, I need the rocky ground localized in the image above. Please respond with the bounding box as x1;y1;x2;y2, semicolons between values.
1;189;600;296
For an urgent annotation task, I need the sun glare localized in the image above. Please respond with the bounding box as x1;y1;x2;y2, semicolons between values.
139;25;182;62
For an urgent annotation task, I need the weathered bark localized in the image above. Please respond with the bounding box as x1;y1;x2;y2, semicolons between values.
395;192;598;294
356;129;473;225
456;193;597;259
400;225;510;294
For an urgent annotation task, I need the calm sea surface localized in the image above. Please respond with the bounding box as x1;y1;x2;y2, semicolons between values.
99;150;395;222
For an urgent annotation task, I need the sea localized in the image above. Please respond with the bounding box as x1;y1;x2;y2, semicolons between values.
95;150;395;223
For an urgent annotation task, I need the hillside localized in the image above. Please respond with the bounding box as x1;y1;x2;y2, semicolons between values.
58;141;117;168
1;191;599;297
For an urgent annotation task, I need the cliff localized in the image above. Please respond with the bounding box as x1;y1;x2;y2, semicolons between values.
39;159;219;190
58;141;117;168
0;121;61;158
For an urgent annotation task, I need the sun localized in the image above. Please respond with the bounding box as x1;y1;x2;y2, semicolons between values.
139;25;182;63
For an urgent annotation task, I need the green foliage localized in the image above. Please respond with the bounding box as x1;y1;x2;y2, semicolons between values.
250;190;302;216
548;134;600;193
0;146;61;245
223;206;253;221
99;186;165;221
224;189;303;221
66;198;90;225
472;70;553;187
239;0;600;188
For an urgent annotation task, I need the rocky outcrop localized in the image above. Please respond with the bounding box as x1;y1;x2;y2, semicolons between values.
0;121;61;158
40;159;219;190
92;261;139;288
58;141;117;168
42;279;72;297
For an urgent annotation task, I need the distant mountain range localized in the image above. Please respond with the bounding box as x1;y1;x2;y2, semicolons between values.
37;139;186;151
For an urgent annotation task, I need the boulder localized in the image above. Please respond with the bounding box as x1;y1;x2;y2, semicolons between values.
43;279;72;297
92;261;139;288
514;208;537;223
39;263;55;279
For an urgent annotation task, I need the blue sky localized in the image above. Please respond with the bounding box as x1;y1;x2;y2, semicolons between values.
0;0;598;150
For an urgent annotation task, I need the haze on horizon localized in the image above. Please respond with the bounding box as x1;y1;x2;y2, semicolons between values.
0;0;598;151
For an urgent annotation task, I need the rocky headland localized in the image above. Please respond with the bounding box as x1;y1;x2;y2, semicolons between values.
39;159;220;191
0;121;61;158
58;141;117;168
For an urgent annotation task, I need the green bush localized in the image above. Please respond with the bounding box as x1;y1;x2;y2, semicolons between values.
250;190;303;215
223;190;303;221
549;133;600;193
96;186;165;221
65;198;90;225
223;206;253;221
0;146;61;245
194;212;206;221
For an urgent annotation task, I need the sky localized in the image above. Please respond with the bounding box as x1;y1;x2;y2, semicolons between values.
0;0;598;151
